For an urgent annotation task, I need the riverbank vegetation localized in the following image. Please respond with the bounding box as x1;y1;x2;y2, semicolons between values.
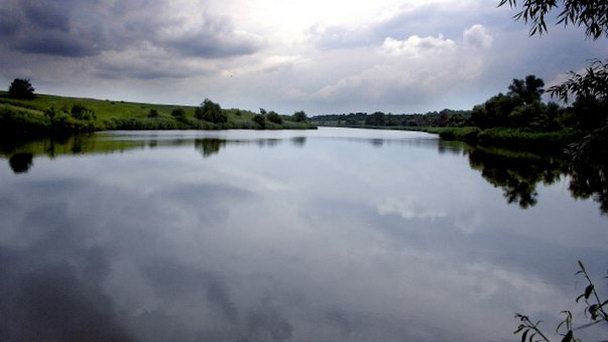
0;84;316;135
312;73;604;153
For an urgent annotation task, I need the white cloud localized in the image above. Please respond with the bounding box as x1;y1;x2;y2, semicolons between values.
377;197;447;220
382;34;455;57
463;24;493;49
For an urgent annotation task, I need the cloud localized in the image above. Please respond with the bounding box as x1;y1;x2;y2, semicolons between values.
377;197;447;220
310;25;493;108
0;0;262;60
23;0;71;32
382;34;455;57
463;24;493;49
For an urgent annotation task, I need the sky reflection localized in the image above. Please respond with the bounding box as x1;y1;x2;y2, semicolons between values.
0;128;606;341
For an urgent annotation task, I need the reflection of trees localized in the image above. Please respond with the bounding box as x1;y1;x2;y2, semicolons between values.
467;146;608;214
370;139;384;147
570;163;608;214
291;137;306;147
9;153;33;174
468;148;567;209
195;139;226;158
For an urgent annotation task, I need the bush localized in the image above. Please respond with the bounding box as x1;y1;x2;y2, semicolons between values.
8;79;35;99
293;110;307;122
171;108;187;122
438;127;481;143
195;98;227;123
70;104;96;121
148;109;159;118
252;114;266;128
266;111;283;124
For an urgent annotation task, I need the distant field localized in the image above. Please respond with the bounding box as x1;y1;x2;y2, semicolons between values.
0;91;316;133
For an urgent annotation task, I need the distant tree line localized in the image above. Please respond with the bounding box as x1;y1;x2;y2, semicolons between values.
312;109;471;128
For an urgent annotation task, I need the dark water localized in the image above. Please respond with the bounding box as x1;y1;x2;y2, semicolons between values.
0;128;606;341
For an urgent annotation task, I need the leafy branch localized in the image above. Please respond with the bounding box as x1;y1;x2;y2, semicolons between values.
548;59;608;104
498;0;608;39
514;261;608;342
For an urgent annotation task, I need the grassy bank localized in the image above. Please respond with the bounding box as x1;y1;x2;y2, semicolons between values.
0;92;316;134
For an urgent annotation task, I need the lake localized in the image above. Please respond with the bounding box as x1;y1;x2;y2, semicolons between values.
0;127;606;341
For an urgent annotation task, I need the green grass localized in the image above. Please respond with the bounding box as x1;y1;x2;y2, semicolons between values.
0;92;317;134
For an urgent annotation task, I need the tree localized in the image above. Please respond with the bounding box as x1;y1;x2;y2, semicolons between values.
498;0;608;39
293;110;307;122
71;104;96;121
195;98;226;123
252;114;266;128
148;109;159;118
549;59;608;104
365;111;386;126
508;75;545;104
8;79;35;99
266;111;283;124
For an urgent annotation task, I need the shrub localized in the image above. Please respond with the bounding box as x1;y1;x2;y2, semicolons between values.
293;110;307;122
266;111;283;124
8;79;35;99
195;98;227;123
252;114;266;128
70;104;96;121
148;109;159;118
171;108;187;122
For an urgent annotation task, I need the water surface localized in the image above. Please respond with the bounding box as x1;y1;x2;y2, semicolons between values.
0;128;606;341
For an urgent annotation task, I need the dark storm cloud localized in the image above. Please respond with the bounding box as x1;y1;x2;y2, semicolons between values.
0;0;261;61
94;61;208;80
15;32;101;57
164;27;260;59
22;0;71;32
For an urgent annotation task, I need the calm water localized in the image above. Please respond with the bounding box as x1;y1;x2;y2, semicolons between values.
0;127;606;341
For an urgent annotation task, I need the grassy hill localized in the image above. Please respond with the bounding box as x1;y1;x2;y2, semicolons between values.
0;91;316;134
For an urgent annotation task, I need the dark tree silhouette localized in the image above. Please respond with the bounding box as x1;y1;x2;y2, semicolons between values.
195;98;226;123
499;0;608;39
365;112;386;126
8;79;35;99
9;153;33;174
292;111;307;122
266;111;283;124
252;114;266;128
508;75;545;104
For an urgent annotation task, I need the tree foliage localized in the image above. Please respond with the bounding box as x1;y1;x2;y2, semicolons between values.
365;111;386;126
8;79;35;99
293;110;307;122
70;104;96;121
252;113;266;128
266;110;283;124
549;59;608;103
470;75;564;129
498;0;608;39
195;98;226;123
508;75;545;104
171;108;187;122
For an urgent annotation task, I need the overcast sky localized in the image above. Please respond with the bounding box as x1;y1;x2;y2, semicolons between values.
0;0;606;114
